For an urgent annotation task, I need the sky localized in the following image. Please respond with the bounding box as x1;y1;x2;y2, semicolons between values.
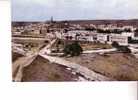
12;0;138;21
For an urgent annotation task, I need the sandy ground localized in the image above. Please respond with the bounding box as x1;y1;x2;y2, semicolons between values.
64;53;138;81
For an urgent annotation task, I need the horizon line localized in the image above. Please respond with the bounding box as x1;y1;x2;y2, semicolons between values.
12;18;138;22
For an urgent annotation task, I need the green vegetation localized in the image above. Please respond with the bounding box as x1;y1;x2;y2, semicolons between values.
112;41;120;48
63;41;83;57
118;46;131;53
96;28;111;33
112;41;131;53
124;28;132;32
96;28;123;34
134;28;138;32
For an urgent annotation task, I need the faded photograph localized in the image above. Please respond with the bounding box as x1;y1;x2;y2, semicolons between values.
12;0;138;82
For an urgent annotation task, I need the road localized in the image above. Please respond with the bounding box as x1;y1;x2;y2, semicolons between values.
12;53;37;81
39;39;115;81
39;52;114;81
13;38;116;81
12;46;26;56
12;37;50;44
83;48;117;54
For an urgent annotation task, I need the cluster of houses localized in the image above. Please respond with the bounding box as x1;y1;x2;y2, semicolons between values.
55;30;138;46
12;23;49;35
12;21;138;47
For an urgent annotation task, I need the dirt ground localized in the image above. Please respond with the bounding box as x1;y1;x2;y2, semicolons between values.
64;53;138;81
22;56;79;82
12;52;24;62
80;43;112;50
51;40;112;51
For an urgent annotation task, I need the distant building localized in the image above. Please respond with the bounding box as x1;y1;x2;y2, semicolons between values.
12;32;22;35
51;16;53;23
121;32;134;38
33;30;40;35
57;30;96;42
97;34;108;43
109;34;128;46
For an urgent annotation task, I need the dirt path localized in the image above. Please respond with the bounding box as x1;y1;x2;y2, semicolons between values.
12;54;37;81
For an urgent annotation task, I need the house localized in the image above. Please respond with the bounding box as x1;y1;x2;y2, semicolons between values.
109;34;128;46
97;34;108;43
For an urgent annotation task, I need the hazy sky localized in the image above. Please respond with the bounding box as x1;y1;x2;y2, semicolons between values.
12;0;138;21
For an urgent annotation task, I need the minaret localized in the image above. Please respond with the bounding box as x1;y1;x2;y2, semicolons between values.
51;16;53;23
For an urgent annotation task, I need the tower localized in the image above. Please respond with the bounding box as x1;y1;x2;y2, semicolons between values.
50;16;53;23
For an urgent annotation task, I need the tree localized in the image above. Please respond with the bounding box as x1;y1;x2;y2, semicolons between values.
134;28;138;33
97;28;113;33
63;41;83;56
124;28;132;32
85;27;96;31
112;41;120;48
112;41;131;53
112;29;122;34
118;46;131;53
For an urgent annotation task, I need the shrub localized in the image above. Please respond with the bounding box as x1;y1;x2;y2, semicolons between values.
112;41;120;48
112;41;131;53
63;41;83;56
118;46;131;53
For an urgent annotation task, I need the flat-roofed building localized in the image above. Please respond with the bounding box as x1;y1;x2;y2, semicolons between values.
121;32;134;38
97;34;108;43
109;34;128;46
59;30;96;42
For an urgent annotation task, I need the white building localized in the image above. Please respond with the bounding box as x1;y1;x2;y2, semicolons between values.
87;35;94;42
33;30;40;35
77;35;94;42
13;32;22;35
109;34;128;46
63;30;96;42
97;34;108;43
121;32;134;38
55;31;62;39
